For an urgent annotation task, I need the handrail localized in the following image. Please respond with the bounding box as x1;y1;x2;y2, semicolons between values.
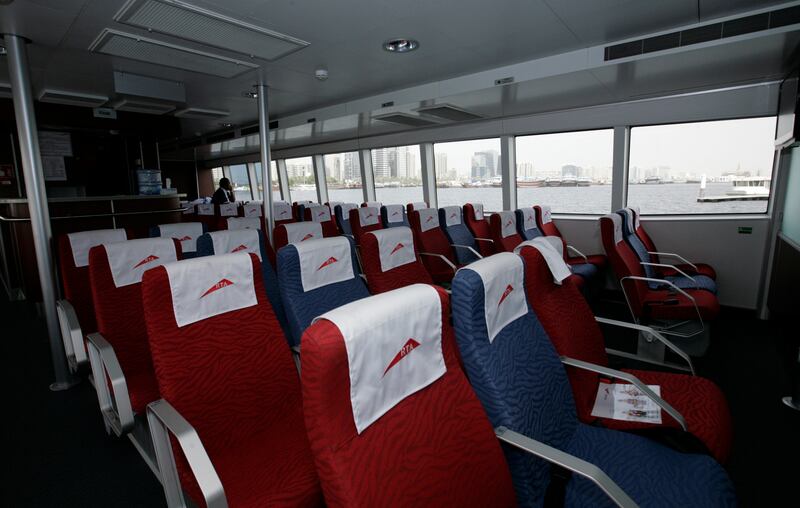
0;207;188;222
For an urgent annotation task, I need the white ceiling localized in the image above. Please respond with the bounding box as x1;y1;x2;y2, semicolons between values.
0;0;797;145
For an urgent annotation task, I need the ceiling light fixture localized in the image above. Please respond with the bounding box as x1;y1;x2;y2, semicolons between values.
382;38;419;53
219;122;233;128
242;91;258;99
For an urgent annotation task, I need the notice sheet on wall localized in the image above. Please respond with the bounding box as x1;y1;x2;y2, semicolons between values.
42;156;67;181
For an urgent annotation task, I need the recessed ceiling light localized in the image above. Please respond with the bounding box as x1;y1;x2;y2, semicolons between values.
242;91;258;99
382;38;419;53
219;122;233;128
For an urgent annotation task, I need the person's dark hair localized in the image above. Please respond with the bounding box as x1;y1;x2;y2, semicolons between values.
219;177;231;188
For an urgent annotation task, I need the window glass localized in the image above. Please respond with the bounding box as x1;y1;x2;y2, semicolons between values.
434;139;502;210
628;117;776;214
285;156;317;202
325;152;363;203
254;161;281;201
515;129;613;214
370;145;423;205
227;164;251;201
211;167;224;194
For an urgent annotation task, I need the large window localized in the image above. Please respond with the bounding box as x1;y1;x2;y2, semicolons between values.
285;156;317;202
254;161;281;201
370;145;423;205
434;138;502;210
516;129;613;214
628;117;776;214
211;167;224;193
325;152;363;203
227;164;251;200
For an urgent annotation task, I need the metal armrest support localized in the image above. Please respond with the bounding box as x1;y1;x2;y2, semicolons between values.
57;299;85;373
640;262;697;288
451;244;483;259
474;237;494;244
495;426;637;508
419;252;457;272
560;356;687;431
619;276;704;338
566;245;588;263
147;399;227;508
647;252;698;272
594;317;695;374
86;333;134;436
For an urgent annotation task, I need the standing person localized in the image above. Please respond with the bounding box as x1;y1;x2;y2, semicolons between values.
212;177;236;204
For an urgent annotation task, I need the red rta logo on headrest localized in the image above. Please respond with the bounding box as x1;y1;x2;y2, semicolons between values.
426;215;434;223
301;233;314;241
366;212;374;218
505;220;513;227
383;338;421;377
280;210;289;216
133;255;159;269
174;236;192;242
450;212;457;219
318;211;326;217
390;243;405;255
392;211;400;216
498;284;514;307
317;257;338;270
526;214;533;222
201;278;233;298
231;244;248;253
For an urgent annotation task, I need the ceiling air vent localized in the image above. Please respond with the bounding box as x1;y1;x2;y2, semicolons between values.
111;97;176;115
415;104;482;121
240;124;260;136
605;4;800;61
206;131;236;143
89;29;258;78
373;113;439;127
115;0;308;61
174;107;230;119
38;89;109;108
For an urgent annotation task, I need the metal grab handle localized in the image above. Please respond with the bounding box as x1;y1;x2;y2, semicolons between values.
474;237;495;244
594;316;695;374
86;333;134;436
419;252;457;272
640;262;698;288
451;244;483;259
0;207;188;222
620;275;705;339
567;244;588;263
57;299;86;373
647;251;698;272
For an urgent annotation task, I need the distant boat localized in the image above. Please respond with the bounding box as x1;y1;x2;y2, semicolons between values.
517;178;544;187
686;178;701;183
561;175;578;187
577;177;591;187
644;176;662;184
726;176;770;197
544;177;561;187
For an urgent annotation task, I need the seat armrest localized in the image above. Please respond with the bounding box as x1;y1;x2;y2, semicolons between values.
147;399;227;508
640;262;697;288
86;333;134;436
594;317;695;374
57;299;85;373
473;237;494;244
419;252;457;272
451;244;483;259
495;426;638;508
559;356;687;431
619;275;705;337
567;245;588;263
647;252;698;272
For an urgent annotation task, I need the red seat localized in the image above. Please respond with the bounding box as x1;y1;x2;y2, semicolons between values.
409;208;459;283
273;222;324;252
193;202;217;231
360;226;432;293
348;206;383;245
489;211;523;252
519;245;732;463
303;204;340;237
406;201;427;215
301;284;517;507
292;200;315;221
463;203;496;256
142;253;323;507
534;205;607;269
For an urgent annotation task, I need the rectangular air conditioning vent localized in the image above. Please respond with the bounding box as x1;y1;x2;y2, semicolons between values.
206;131;236;143
415;104;482;121
89;29;258;78
374;113;439;127
605;5;800;61
38;89;109;108
115;0;309;61
174;107;230;119
240;124;260;136
111;97;176;115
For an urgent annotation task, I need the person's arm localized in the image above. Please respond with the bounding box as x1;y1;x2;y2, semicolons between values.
226;182;236;202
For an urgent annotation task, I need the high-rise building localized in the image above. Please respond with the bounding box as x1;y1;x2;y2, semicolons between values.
343;152;359;181
471;150;498;179
517;162;535;178
435;153;448;178
561;164;580;178
372;148;390;179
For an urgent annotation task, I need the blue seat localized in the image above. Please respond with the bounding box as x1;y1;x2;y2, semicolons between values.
277;236;369;346
196;229;290;341
149;222;207;259
616;208;716;294
438;206;481;265
451;252;735;508
381;204;409;227
334;203;358;236
515;207;544;241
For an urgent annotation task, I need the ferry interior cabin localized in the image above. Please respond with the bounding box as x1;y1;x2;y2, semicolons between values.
4;0;800;506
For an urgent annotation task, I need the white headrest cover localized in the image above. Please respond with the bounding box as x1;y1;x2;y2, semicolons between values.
158;222;204;253
417;208;439;232
410;202;427;211
196;203;214;216
515;238;571;285
442;206;462;227
463;252;528;343
540;205;552;224
338;203;358;218
294;236;355;292
605;214;623;244
364;201;382;208
317;283;445;434
631;206;641;230
208;230;261;261
282;222;323;245
219;202;238;217
165;252;258;327
307;205;332;223
104;238;177;288
295;200;313;205
384;204;405;224
520;208;537;232
471;203;484;220
357;207;380;227
371;226;416;272
227;217;261;231
273;201;292;220
498;211;517;238
68;229;127;267
243;202;262;217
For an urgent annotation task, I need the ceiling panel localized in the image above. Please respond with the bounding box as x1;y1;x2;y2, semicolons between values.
699;0;793;20
0;0;89;47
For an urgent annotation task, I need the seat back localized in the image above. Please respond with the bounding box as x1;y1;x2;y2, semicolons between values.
489;211;523;252
301;284;516;507
515;207;543;240
360;226;432;293
451;252;578;506
616;208;657;279
533;205;570;259
333;203;358;236
304;204;340;237
600;214;649;316
142;252;318;504
381;204;409;227
273;221;324;252
439;205;480;264
348;206;382;244
224;216;262;231
463;203;495;255
406;201;427;215
153;222;205;258
293;200;315;221
273;200;294;227
277;236;369;346
194;202;217;231
628;205;658;253
409;207;457;282
240;201;262;218
59;229;128;333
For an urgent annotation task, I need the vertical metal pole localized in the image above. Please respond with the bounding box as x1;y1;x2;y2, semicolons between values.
257;83;275;247
500;136;516;211
4;34;76;389
420;143;437;208
611;126;631;212
312;154;328;204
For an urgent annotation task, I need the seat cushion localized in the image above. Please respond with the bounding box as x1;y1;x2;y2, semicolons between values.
569;262;597;280
644;288;720;321
662;263;717;280
664;274;717;294
566;253;607;268
565;423;735;508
